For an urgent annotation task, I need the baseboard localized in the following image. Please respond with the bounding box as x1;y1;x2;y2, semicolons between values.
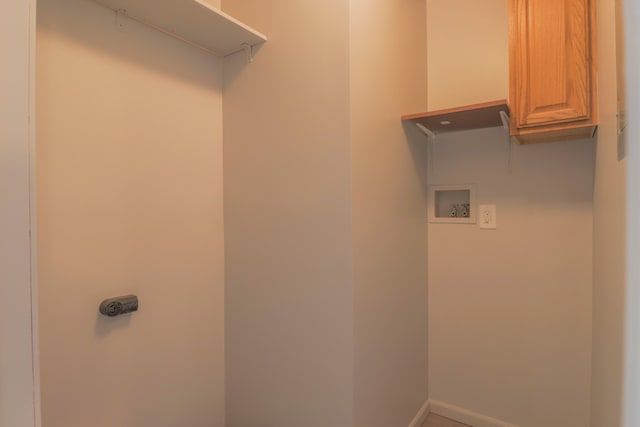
408;399;431;427
429;400;519;427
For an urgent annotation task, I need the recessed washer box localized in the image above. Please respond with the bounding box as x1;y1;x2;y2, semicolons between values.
428;184;476;224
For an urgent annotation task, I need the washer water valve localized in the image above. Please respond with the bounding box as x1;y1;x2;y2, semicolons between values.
450;203;470;218
99;295;139;317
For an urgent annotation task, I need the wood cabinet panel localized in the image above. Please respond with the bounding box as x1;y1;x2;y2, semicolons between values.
509;0;597;143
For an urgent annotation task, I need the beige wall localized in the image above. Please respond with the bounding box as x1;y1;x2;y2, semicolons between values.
0;0;39;426
427;132;593;427
36;0;225;426
426;2;594;425
426;0;508;110
623;0;640;425
591;0;628;425
349;1;429;426
222;1;354;426
223;1;431;426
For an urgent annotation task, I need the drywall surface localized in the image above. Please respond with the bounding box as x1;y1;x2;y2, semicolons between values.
222;1;353;426
623;0;640;425
0;0;38;426
36;0;225;426
426;0;508;110
428;130;594;427
591;0;628;425
349;1;429;426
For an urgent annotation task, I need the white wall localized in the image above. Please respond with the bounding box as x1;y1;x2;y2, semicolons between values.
349;1;429;426
590;0;627;424
0;1;39;426
36;0;225;426
426;3;594;425
222;1;354;426
623;0;640;425
427;131;594;427
223;1;431;426
426;0;508;110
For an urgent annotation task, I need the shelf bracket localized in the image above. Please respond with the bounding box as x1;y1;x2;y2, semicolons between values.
499;110;510;132
241;43;254;63
500;110;514;172
116;8;127;31
415;123;436;141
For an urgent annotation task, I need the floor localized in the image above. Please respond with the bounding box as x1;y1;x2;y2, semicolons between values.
421;413;471;427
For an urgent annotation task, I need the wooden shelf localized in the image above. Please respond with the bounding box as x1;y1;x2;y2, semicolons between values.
402;100;510;136
94;0;267;56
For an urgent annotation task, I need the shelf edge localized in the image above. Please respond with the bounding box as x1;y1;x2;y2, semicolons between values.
193;0;267;43
401;99;509;121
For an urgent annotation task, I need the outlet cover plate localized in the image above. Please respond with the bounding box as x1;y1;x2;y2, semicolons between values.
479;204;497;229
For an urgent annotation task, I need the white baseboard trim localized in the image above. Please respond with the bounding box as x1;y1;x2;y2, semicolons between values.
408;399;431;427
430;400;519;427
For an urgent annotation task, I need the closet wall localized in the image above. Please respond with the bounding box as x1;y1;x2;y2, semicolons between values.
590;0;627;424
222;1;429;426
350;0;429;425
222;1;353;425
0;0;37;426
36;0;226;425
426;0;508;110
427;130;593;427
425;1;594;426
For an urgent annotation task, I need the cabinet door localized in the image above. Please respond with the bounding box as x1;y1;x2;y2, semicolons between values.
510;0;592;129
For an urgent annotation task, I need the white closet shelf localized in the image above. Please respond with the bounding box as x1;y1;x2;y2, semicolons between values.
95;0;267;56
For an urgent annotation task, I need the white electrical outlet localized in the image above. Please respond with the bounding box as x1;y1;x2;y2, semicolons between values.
479;204;497;229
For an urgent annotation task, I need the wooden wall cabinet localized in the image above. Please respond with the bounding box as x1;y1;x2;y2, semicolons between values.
509;0;597;144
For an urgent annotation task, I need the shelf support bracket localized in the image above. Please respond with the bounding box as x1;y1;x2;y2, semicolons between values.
241;43;254;63
116;9;127;31
415;123;436;141
499;110;510;132
499;110;515;172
